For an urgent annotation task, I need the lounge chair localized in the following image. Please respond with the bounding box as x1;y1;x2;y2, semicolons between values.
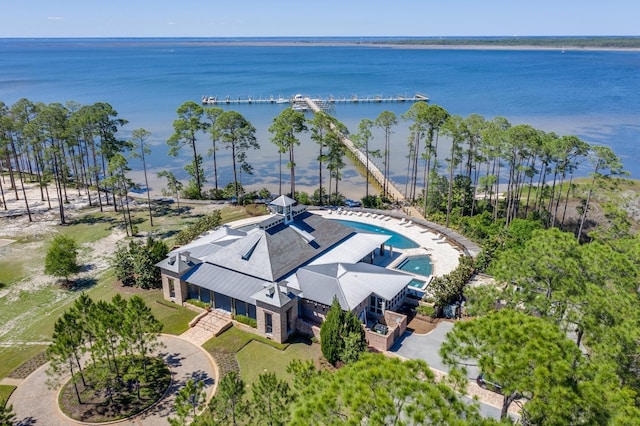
399;218;406;225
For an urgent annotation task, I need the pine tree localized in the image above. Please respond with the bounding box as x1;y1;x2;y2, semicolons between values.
44;235;79;286
319;297;344;365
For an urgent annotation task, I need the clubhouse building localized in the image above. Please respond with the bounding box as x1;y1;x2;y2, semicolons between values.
157;196;411;350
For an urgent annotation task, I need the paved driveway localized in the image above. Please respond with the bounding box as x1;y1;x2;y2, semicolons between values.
391;321;479;379
9;334;217;425
391;321;520;421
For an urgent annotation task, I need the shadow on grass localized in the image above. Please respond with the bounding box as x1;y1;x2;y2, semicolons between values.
69;214;116;226
286;334;314;346
151;205;192;217
154;229;179;240
70;277;98;292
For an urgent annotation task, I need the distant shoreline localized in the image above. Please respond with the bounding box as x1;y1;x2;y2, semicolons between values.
5;37;640;52
182;41;640;52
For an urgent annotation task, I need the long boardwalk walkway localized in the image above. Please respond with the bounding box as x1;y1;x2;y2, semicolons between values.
304;97;407;204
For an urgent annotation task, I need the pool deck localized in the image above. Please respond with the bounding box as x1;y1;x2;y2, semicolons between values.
313;209;462;278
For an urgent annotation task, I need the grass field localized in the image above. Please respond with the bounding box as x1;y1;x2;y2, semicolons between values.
0;202;252;380
0;384;16;407
203;326;322;386
236;337;322;386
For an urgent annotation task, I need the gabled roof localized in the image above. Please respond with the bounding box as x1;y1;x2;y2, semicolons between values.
296;262;413;311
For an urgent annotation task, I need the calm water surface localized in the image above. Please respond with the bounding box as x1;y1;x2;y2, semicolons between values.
1;38;639;197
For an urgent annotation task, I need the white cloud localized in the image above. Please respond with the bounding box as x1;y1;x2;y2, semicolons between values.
167;21;175;26
47;16;64;21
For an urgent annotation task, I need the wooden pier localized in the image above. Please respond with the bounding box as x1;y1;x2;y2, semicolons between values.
303;97;408;205
201;93;429;106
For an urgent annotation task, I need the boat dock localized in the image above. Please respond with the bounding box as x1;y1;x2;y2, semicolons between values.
201;93;429;106
303;97;408;205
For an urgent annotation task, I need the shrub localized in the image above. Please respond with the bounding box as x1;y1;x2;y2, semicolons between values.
417;305;436;318
186;299;209;310
45;235;79;285
175;211;223;245
234;314;257;328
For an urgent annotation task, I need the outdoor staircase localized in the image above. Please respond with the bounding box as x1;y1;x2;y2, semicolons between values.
194;309;233;336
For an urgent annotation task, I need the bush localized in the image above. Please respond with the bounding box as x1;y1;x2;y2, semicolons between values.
417;304;436;318
45;235;79;285
175;211;223;245
186;299;209;310
110;237;169;289
234;314;257;328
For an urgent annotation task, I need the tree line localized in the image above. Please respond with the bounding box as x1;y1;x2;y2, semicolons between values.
175;354;498;426
3;97;626;244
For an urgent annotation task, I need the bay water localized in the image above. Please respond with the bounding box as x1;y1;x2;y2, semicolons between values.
1;38;639;198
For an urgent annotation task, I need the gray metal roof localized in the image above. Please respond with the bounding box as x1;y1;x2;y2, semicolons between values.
296;262;412;311
270;195;296;208
201;211;354;282
308;232;389;266
181;262;269;305
155;251;201;274
169;225;246;258
252;283;295;308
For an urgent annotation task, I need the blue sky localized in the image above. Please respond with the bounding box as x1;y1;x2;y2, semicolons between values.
1;0;638;38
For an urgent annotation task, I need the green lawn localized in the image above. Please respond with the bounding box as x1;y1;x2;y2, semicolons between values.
0;384;16;407
0;345;47;381
236;337;322;386
0;203;255;380
202;326;288;354
63;212;116;244
0;260;25;287
203;327;322;386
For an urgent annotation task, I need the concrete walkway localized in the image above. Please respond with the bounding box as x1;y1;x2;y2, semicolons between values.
312;209;462;277
8;334;217;425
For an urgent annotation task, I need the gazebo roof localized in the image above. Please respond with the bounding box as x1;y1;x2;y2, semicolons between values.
270;195;297;208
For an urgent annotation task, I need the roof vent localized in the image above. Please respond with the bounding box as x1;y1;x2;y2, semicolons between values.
290;223;315;244
240;233;262;260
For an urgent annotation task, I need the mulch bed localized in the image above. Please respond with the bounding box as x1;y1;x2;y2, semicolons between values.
7;351;48;379
58;357;170;423
407;315;440;335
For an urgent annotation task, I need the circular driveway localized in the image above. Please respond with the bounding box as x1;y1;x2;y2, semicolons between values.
8;334;217;425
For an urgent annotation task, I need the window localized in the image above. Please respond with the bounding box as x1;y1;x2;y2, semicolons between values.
286;308;293;333
369;295;384;315
265;312;273;334
168;278;175;298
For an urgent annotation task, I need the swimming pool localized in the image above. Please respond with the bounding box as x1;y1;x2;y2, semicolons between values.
408;278;426;289
396;255;433;277
332;219;419;249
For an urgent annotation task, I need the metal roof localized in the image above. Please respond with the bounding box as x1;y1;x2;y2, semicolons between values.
270;195;297;208
181;262;269;305
201;211;354;282
252;283;295;308
155;251;201;274
169;225;246;258
296;262;412;311
307;232;389;266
